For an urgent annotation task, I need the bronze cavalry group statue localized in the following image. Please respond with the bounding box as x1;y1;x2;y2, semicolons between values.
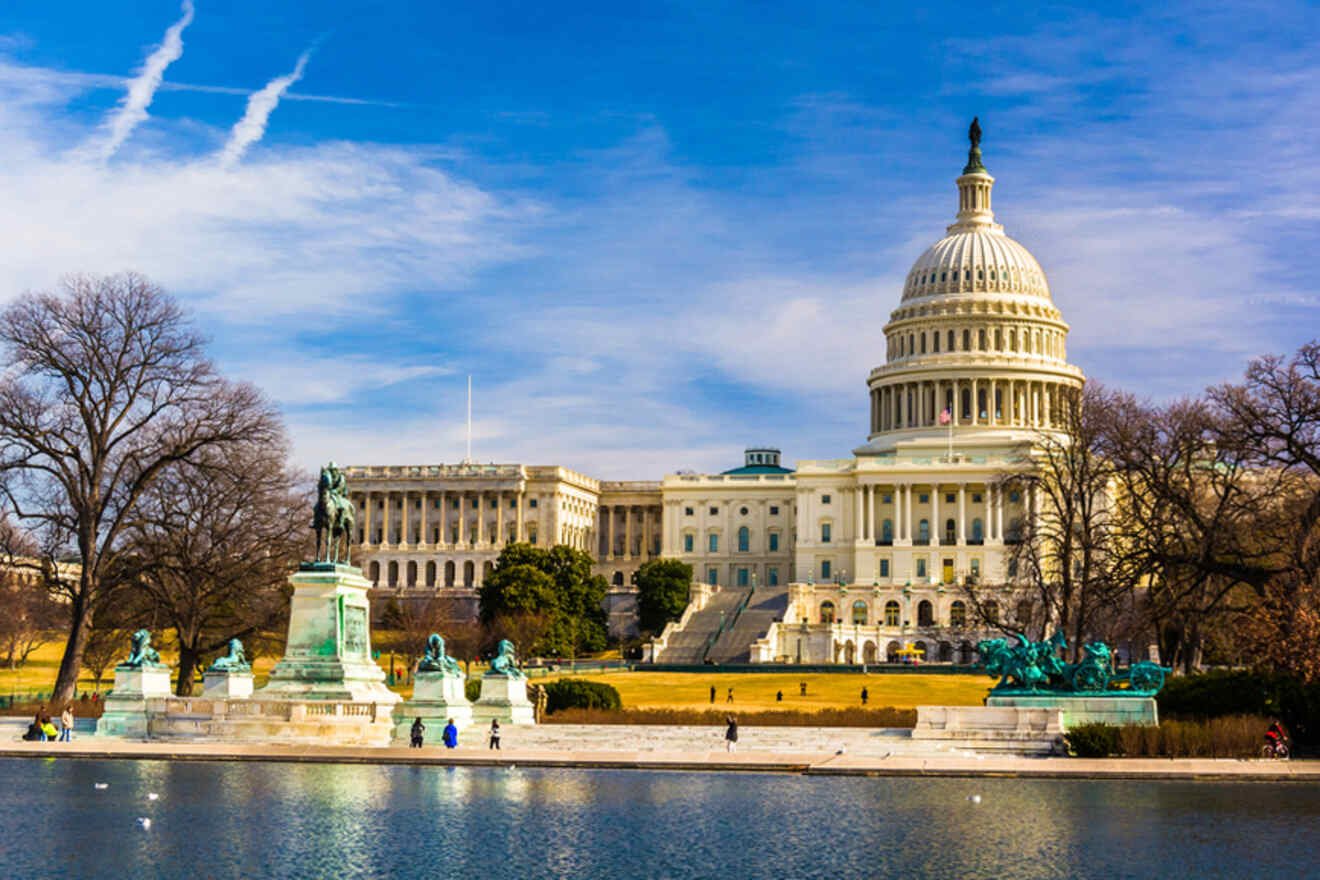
976;632;1169;696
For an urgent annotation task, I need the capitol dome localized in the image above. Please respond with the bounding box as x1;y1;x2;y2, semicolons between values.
856;120;1085;454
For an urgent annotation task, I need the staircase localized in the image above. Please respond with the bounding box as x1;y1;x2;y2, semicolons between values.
655;588;751;664
706;584;790;663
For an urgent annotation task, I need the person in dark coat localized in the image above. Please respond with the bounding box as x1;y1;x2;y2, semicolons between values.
861;687;869;706
709;685;716;704
410;717;425;748
725;716;738;753
443;719;458;749
489;719;501;750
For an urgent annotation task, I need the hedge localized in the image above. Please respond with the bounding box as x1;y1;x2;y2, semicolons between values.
1066;716;1267;758
543;679;622;714
1158;670;1320;748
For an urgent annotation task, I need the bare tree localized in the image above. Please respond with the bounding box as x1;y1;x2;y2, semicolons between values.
0;574;61;669
378;595;470;673
0;274;280;703
116;436;306;694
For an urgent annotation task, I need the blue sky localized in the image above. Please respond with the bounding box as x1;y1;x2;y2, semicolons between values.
0;0;1316;477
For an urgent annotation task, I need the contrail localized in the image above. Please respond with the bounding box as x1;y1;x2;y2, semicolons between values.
91;0;194;160
218;50;311;168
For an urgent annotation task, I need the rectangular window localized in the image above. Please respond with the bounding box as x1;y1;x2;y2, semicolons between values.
919;493;929;504
821;523;831;543
509;498;517;508
972;493;983;503
882;494;892;504
970;558;981;578
684;534;694;552
768;567;778;585
685;507;694;516
708;568;718;586
709;506;718;516
529;530;538;545
821;560;832;580
945;493;956;504
769;533;780;552
737;568;749;587
450;499;459;509
709;534;719;552
770;505;779;515
879;559;890;577
822;494;831;504
916;558;927;578
530;498;539;508
450;528;458;543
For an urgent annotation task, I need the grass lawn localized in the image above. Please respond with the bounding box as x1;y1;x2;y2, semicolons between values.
536;670;988;711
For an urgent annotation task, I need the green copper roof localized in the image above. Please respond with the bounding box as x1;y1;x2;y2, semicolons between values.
721;464;795;475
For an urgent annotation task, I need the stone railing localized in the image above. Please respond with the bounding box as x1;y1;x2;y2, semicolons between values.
345;464;524;479
146;698;384;723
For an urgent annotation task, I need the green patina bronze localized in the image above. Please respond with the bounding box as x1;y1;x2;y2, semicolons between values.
312;461;356;565
486;639;526;680
121;629;167;669
418;633;464;677
207;638;250;673
963;116;987;175
977;632;1169;696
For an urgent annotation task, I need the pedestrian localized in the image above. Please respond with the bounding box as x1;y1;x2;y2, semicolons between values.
709;685;716;704
799;681;807;697
489;719;501;750
40;716;58;742
776;690;783;703
861;687;869;706
443;718;458;749
726;687;733;703
59;705;74;742
725;715;738;753
410;717;425;748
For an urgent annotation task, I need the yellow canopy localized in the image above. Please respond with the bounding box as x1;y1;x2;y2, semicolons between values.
895;644;926;656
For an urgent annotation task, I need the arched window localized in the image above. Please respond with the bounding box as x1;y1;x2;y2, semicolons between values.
886;640;902;662
463;560;475;587
979;328;987;350
613;571;625;586
932;332;939;352
1009;329;1017;352
971;518;983;543
406;561;417;587
918;519;930;544
984;600;999;623
1016;600;1034;626
908;333;914;355
950;601;967;626
884;601;901;627
482;561;494;583
963;329;971;350
369;561;380;585
852;601;868;625
881;519;893;544
920;333;927;354
444;560;455;587
947;329;955;350
917;600;934;627
738;526;750;552
961;387;972;419
388;560;399;587
944;518;956;544
425;560;436;587
819;601;836;623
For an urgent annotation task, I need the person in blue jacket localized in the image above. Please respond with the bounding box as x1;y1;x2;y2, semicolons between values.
443;718;459;748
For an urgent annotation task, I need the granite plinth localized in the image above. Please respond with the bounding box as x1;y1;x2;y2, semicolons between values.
912;705;1065;755
471;675;535;726
96;666;172;738
986;694;1158;727
393;671;473;740
253;564;399;707
202;671;254;700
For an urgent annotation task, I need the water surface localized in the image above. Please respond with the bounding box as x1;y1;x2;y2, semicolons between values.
2;758;1317;879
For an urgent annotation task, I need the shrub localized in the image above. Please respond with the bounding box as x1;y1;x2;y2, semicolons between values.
1118;715;1265;758
1158;670;1320;749
465;679;481;702
1066;722;1123;757
543;679;622;714
541;706;917;727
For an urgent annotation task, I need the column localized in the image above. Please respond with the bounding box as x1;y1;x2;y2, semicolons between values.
957;483;966;545
931;484;940;546
904;484;914;543
989;379;997;425
971;379;979;424
950;378;959;426
400;491;410;545
456;495;465;544
496;491;505;545
854;487;863;542
476;493;486;544
363;492;374;545
996;486;1005;544
515;492;524;543
437;490;447;544
625;506;635;558
420;491;429;546
382;492;391;545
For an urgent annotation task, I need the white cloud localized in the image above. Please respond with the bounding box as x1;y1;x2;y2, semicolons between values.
219;50;311;168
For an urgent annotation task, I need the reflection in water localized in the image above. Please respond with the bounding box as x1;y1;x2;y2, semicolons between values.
1;758;1318;879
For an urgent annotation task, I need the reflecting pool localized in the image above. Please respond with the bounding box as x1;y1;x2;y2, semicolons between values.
2;758;1318;879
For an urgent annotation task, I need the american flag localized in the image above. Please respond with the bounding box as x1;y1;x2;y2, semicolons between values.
939;408;951;425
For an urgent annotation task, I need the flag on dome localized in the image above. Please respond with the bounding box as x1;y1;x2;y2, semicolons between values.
939;408;951;425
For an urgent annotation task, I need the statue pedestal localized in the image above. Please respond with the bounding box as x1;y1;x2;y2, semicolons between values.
471;675;535;726
986;693;1159;727
96;666;172;738
393;671;473;741
202;670;254;700
253;563;399;708
912;705;1064;755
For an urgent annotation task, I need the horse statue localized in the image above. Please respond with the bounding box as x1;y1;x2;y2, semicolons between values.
207;638;250;673
122;629;165;668
417;633;464;678
312;461;356;564
486;639;525;680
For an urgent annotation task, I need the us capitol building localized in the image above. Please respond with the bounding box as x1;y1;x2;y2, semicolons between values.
346;125;1085;664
